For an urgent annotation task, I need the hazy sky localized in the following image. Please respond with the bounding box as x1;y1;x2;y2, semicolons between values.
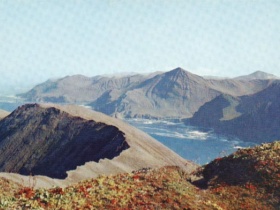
0;0;279;94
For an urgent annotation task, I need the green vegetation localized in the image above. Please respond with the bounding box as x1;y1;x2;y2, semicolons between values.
1;141;280;209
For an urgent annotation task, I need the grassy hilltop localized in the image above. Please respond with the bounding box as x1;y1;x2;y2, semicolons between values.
0;141;279;209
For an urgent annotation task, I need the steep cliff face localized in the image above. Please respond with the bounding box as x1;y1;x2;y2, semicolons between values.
0;104;129;179
0;103;196;188
18;68;275;119
189;81;280;143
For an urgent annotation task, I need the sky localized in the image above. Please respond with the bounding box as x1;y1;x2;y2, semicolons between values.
0;0;280;94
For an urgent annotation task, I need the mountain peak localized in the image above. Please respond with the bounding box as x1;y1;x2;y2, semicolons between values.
169;67;187;74
250;70;275;77
235;71;279;80
253;70;266;74
166;67;199;78
173;67;185;72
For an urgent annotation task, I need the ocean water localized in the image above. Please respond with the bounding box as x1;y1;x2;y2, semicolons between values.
125;119;256;165
0;96;24;111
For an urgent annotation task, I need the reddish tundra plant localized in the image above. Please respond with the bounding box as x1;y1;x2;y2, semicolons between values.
0;141;279;209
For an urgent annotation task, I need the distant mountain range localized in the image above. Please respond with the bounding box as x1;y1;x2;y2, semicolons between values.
188;81;280;143
17;67;280;142
0;103;195;187
18;68;277;119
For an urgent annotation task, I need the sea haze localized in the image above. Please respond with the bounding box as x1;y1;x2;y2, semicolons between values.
125;119;256;165
0;96;24;111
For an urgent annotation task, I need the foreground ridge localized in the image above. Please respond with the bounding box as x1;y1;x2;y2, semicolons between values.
1;141;279;209
0;103;195;188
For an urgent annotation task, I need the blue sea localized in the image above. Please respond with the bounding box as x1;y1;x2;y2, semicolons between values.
125;119;256;165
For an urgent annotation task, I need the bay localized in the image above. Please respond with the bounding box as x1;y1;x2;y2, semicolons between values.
125;119;256;165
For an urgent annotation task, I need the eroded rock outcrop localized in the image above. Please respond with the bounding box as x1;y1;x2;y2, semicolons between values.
0;104;129;179
0;103;196;188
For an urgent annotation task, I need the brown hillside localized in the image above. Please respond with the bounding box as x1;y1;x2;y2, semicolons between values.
0;103;196;188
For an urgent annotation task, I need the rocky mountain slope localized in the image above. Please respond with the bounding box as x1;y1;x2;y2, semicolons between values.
90;68;220;118
197;141;280;190
0;104;129;179
18;74;150;104
18;68;275;119
188;81;280;143
1;141;279;209
0;103;196;188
